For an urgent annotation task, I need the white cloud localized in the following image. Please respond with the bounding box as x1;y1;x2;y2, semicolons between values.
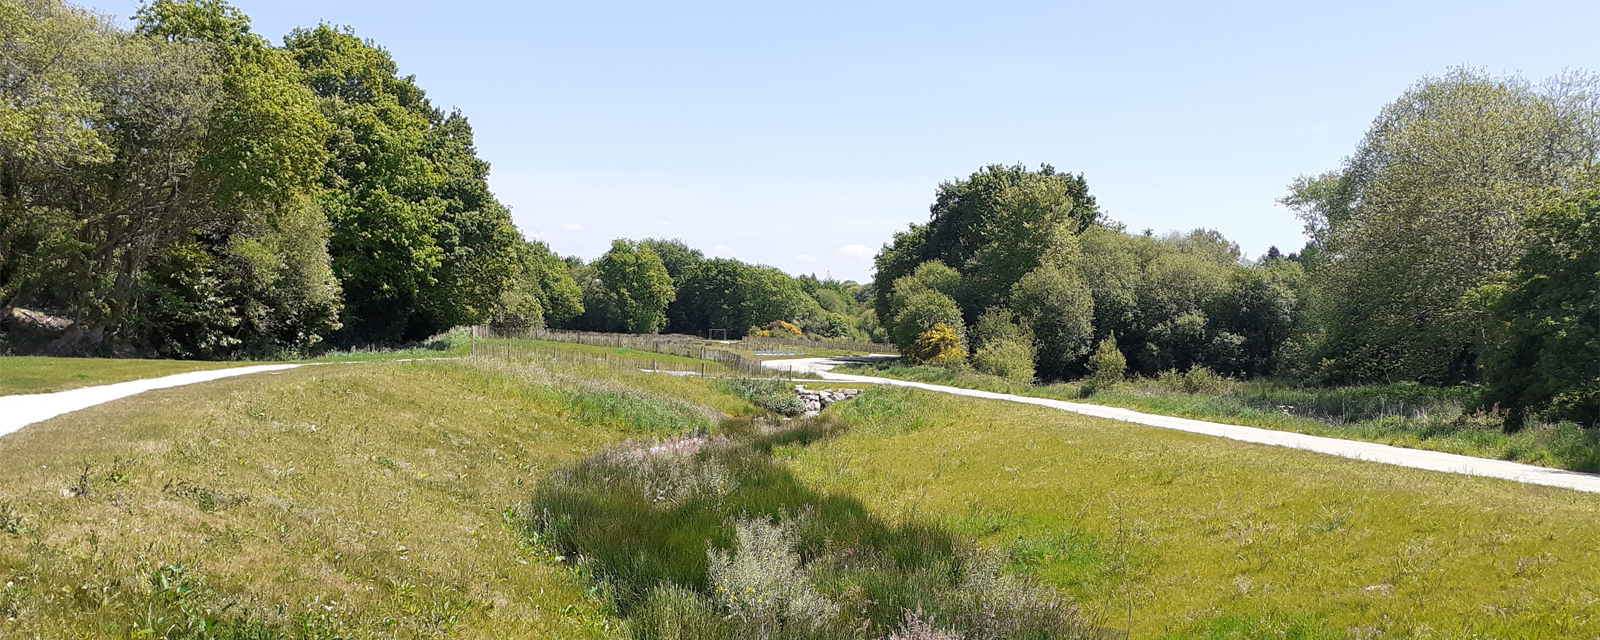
563;222;587;231
796;253;818;262
835;244;874;260
713;244;735;255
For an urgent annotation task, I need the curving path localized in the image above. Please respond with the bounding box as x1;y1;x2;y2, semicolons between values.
764;356;1600;495
0;365;302;438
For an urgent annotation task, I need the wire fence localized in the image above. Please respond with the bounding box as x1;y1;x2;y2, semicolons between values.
469;326;789;378
736;335;890;354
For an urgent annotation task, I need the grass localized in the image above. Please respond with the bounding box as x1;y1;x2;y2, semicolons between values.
525;415;1105;639
788;385;1600;637
0;357;242;396
0;355;758;638
834;362;1600;472
0;330;475;395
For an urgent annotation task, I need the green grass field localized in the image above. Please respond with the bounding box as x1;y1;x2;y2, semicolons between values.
834;363;1600;472
0;357;243;395
790;385;1600;637
7;351;1600;638
0;357;757;638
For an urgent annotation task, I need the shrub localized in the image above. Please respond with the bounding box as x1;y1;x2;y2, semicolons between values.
909;323;966;366
972;338;1036;383
1085;335;1126;388
708;515;840;634
752;320;803;338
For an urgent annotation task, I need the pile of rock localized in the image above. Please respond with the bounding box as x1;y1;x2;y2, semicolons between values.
794;385;863;416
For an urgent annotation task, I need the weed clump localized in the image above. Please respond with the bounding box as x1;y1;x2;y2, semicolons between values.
718;378;805;416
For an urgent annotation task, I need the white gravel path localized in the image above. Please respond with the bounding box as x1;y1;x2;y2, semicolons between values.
0;364;302;438
764;356;1600;494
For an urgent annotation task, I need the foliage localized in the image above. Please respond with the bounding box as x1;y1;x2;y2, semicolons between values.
1085;335;1126;388
1;0;342;357
285;23;522;345
886;262;965;351
661;258;817;338
971;338;1036;383
717;378;805;417
908;323;966;366
494;239;584;330
1482;185;1600;427
752;320;803;338
873;163;1100;323
1287;68;1600;384
591;239;677;333
1010;264;1094;379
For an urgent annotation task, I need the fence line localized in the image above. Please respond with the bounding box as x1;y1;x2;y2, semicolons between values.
736;335;889;354
469;326;783;378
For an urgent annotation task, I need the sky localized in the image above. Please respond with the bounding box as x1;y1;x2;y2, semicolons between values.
82;0;1600;282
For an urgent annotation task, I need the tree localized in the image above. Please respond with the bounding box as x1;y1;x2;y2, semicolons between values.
285;24;520;344
908;323;965;366
1482;186;1600;428
493;239;583;330
640;237;705;280
971;309;1036;382
1;0;341;357
1011;264;1094;379
885;261;964;351
873;164;1099;323
1287;68;1600;383
670;258;813;338
592;239;675;333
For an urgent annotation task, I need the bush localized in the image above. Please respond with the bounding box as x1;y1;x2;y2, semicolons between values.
750;320;803;338
1151;366;1229;395
909;323;965;366
1085;335;1126;388
972;338;1035;383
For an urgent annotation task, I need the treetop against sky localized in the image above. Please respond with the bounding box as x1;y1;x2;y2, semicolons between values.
75;0;1600;281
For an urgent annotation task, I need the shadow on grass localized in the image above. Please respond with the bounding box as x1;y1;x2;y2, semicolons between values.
521;416;1110;639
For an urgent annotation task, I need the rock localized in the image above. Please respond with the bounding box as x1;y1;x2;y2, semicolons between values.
793;386;865;416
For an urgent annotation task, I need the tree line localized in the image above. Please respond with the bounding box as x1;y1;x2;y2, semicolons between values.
874;69;1598;428
3;3;1593;429
0;0;881;358
549;238;879;341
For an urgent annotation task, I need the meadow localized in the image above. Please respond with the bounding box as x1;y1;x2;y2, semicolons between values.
6;350;1600;638
835;362;1600;472
0;355;755;638
794;385;1600;637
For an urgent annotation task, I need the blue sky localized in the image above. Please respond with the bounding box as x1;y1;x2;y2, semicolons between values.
83;0;1600;282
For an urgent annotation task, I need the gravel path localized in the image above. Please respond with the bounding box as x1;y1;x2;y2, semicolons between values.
764;356;1600;494
0;364;303;438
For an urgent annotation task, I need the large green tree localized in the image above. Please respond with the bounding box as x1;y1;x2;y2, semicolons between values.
1;0;340;357
873;164;1099;323
1286;68;1600;383
669;258;812;338
284;24;519;344
591;239;676;333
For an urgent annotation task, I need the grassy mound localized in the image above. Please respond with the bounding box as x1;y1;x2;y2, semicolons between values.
0;358;739;638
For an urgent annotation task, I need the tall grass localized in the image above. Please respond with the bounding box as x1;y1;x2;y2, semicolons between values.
523;415;1108;639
